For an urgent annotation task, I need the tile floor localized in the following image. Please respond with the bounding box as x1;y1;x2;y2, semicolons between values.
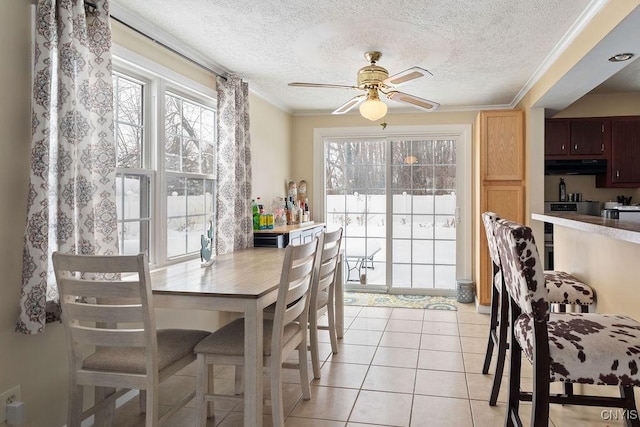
113;302;627;426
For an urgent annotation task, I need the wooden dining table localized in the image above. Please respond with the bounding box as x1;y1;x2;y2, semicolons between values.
150;247;344;427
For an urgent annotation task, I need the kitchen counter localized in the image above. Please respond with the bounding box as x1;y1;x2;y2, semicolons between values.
253;222;326;248
532;212;640;245
253;221;324;234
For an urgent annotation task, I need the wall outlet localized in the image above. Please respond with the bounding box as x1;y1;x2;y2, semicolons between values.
0;386;21;423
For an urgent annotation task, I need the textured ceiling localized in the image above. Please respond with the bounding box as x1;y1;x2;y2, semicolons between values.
110;0;636;115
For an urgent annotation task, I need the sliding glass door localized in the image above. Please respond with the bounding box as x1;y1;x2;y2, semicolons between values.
324;134;460;295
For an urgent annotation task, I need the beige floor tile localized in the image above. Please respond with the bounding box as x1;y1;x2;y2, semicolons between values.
465;371;507;403
372;347;419;368
347;423;395;427
385;319;423;333
350;390;413;426
286;417;346;426
341;329;383;346
457;311;490;325
390;308;425;321
462;351;495;375
456;302;477;312
410;395;473;427
379;331;421;349
470;401;538;426
417;349;465;372
422;310;458;323
458;322;489;338
314;361;369;389
216;411;274;427
358;306;394;319
342;316;356;329
414;369;468;399
362;365;417;394
421;321;459;336
343;306;363;317
330;343;377;365
349;316;389;331
419;334;462;352
460;336;487;354
289;385;359;421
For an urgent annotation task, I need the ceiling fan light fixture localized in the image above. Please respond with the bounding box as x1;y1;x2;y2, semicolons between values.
359;90;387;121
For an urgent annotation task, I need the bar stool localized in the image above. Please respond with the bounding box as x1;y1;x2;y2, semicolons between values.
481;212;596;406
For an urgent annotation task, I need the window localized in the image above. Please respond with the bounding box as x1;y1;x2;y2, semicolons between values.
112;63;216;265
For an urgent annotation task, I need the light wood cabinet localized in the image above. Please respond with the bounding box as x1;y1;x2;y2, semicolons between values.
475;110;525;306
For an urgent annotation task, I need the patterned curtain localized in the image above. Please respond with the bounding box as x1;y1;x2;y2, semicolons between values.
215;76;253;254
17;0;118;334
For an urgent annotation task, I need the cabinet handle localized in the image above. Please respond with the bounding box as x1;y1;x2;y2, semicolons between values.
574;144;578;151
616;170;620;178
561;144;565;151
601;143;604;152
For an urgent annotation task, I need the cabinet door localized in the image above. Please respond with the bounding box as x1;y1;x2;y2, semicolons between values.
611;119;640;184
479;110;524;181
545;120;569;156
288;230;302;246
569;120;606;156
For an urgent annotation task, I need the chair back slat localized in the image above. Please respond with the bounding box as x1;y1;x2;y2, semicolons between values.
60;279;142;300
53;254;143;274
71;325;146;347
65;301;145;324
494;219;549;321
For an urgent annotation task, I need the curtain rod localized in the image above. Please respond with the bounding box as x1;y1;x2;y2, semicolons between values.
82;1;226;80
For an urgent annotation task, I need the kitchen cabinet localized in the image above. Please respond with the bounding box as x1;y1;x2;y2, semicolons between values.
596;117;640;187
544;118;608;159
475;110;525;306
254;222;325;248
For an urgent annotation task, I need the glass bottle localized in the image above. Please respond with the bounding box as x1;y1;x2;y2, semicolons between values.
559;178;567;202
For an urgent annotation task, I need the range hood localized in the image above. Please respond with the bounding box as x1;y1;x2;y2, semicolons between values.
544;159;607;175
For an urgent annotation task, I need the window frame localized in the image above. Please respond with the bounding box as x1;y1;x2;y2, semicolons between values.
112;48;217;267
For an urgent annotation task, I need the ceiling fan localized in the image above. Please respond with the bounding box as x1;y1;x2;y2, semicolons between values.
288;51;440;121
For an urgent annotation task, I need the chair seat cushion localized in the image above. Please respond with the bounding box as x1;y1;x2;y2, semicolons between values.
544;271;595;305
83;328;210;374
514;312;640;386
194;318;300;357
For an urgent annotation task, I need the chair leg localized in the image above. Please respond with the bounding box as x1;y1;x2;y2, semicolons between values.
299;338;312;401
505;305;523;427
620;386;640;427
144;381;159;427
327;287;339;355
309;311;321;379
490;284;509;406
271;356;285;427
68;383;83;427
483;282;500;375
94;386;115;427
234;365;243;395
195;354;208;427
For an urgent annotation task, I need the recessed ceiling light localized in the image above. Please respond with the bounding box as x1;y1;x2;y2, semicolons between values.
608;53;634;62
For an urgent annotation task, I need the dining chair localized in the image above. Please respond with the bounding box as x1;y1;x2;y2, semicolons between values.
52;252;210;427
193;238;319;427
493;218;640;427
481;212;595;405
309;227;343;379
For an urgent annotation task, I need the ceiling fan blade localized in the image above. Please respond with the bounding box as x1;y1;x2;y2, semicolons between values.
332;95;366;115
289;82;358;90
383;67;432;87
386;91;440;112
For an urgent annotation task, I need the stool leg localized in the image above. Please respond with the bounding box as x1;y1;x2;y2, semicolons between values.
482;282;499;374
489;282;509;406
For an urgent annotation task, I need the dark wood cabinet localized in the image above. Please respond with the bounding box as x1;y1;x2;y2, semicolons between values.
544;120;569;156
544;118;607;159
569;120;606;156
596;118;640;187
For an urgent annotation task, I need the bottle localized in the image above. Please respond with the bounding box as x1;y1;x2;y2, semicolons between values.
559;178;567;202
251;199;259;230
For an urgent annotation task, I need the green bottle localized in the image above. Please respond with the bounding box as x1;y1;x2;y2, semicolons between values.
251;199;259;230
